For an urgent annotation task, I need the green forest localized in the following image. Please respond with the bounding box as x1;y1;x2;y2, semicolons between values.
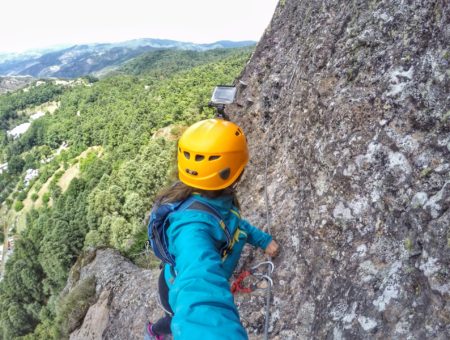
0;47;252;339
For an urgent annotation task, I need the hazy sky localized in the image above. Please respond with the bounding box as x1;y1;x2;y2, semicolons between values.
0;0;279;53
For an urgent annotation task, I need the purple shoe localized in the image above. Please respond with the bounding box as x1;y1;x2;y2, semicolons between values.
144;322;164;340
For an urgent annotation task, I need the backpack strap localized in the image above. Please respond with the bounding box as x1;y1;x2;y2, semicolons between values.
179;197;233;258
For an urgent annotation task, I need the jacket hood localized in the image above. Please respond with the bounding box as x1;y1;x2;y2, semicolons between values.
191;193;235;219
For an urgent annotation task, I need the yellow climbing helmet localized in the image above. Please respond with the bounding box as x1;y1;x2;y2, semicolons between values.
178;119;249;190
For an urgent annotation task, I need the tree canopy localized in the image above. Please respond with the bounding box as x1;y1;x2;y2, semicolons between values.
0;47;252;338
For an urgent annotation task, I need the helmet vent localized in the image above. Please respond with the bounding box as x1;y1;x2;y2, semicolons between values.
209;155;221;161
186;169;198;175
219;168;230;180
184;151;190;159
235;130;241;136
195;155;204;161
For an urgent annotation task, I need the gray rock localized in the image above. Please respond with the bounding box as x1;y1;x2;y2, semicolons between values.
227;0;450;338
67;249;162;340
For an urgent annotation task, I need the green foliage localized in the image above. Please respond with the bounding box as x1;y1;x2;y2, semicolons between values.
0;47;251;338
404;238;413;252
81;75;99;84
16;180;24;191
4;198;13;208
42;192;50;204
125;225;160;269
0;236;45;338
17;191;27;201
34;182;43;192
31;193;39;201
0;171;17;204
0;81;63;130
56;276;96;337
14;200;24;211
24;152;38;170
119;47;253;77
7;155;25;174
79;151;98;173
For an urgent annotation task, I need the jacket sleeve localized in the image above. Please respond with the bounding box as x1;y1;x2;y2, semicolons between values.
167;212;248;340
239;218;272;250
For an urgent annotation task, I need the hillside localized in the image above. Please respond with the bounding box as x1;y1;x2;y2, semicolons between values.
116;47;254;77
0;47;253;339
0;39;255;78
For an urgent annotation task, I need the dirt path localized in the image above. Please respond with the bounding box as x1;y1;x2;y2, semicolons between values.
57;163;80;192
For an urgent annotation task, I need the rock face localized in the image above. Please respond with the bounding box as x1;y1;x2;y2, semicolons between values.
228;0;449;339
0;76;34;94
66;249;161;340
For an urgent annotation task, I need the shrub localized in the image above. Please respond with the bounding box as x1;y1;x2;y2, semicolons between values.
56;276;96;336
31;193;39;201
53;170;65;180
5;198;13;208
42;193;50;204
17;191;27;201
14;201;24;212
80;152;97;173
34;182;43;192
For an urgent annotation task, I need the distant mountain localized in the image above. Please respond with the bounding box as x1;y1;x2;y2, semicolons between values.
0;39;255;78
0;45;73;63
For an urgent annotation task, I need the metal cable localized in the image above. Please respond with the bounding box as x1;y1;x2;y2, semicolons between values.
263;128;273;340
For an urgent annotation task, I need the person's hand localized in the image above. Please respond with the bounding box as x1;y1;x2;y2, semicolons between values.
265;240;280;257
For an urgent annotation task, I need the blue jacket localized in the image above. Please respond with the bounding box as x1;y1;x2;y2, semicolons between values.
164;193;272;339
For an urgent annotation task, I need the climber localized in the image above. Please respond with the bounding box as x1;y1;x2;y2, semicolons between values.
145;118;279;340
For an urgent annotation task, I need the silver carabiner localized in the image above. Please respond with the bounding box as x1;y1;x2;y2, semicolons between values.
260;275;273;287
251;261;274;275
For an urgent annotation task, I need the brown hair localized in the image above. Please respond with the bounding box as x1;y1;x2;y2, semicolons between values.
155;180;240;209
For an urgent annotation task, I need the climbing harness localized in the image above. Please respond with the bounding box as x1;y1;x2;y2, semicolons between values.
231;261;274;294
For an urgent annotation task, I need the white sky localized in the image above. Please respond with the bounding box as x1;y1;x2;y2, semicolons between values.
0;0;279;53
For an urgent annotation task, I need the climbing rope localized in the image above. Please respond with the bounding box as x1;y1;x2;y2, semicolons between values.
232;121;275;338
260;109;286;338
